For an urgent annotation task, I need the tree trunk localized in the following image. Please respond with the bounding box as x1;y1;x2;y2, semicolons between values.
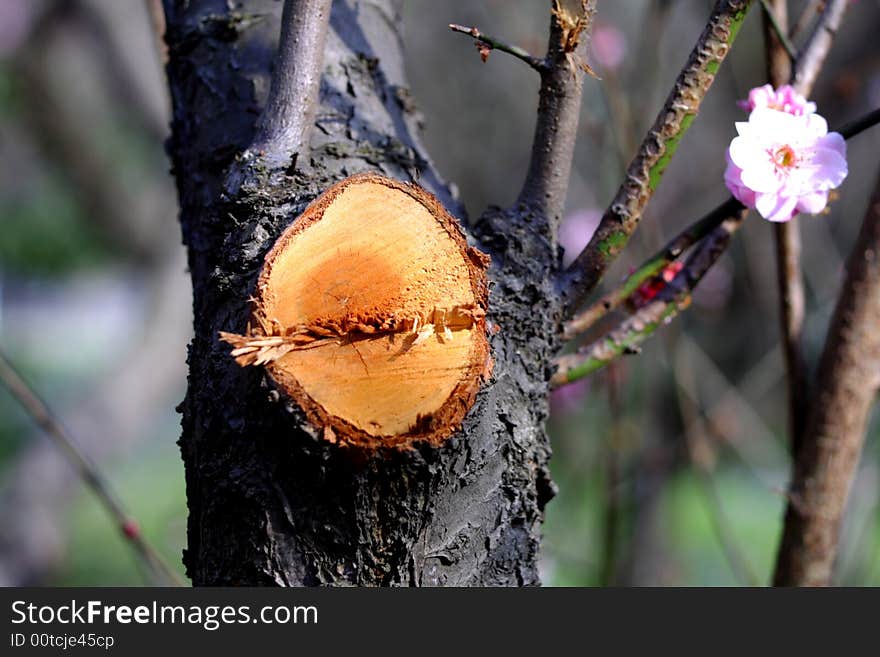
163;0;558;585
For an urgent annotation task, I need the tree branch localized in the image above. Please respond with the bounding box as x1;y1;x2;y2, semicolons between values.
560;0;752;312
0;350;183;586
562;197;744;339
513;0;595;230
562;100;880;346
763;0;810;453
791;0;848;95
448;23;547;72
673;349;759;585
772;214;809;451
247;0;332;168
552;207;748;387
556;103;880;383
560;0;861;347
773;167;880;586
789;0;823;40
759;0;797;63
837;107;880;140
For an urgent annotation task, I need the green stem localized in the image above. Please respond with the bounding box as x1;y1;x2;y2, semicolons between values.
553;301;683;386
449;23;546;72
561;106;880;344
563;197;743;339
562;0;753;313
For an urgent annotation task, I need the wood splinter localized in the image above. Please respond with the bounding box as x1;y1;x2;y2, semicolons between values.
220;173;492;448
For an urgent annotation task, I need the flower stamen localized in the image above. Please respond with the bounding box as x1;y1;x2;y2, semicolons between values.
773;144;796;169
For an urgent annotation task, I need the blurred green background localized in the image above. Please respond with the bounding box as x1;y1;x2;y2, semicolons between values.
1;0;878;586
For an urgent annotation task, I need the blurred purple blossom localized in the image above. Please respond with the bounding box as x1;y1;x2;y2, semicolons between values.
591;23;626;73
559;208;601;266
0;0;36;57
550;378;590;416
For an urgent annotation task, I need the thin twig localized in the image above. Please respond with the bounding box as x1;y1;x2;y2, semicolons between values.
563;197;743;339
789;0;823;40
248;0;332;168
552;208;748;387
772;219;809;452
69;0;168;144
515;0;596;228
560;0;753;313
448;24;547;72
758;0;797;62
764;0;809;454
672;347;759;586
838;107;880;140
774;167;880;586
0;350;184;586
597;364;625;586
792;0;848;95
561;105;880;348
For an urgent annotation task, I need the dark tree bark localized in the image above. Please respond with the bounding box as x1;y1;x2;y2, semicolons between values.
163;0;560;585
773;168;880;586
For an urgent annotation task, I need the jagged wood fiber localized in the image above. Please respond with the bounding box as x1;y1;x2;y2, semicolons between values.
163;0;559;586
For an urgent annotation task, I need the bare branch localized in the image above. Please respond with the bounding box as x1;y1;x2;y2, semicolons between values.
673;348;759;585
563;197;743;340
248;0;332;168
759;0;797;64
763;0;809;453
560;102;880;381
561;103;880;349
792;0;847;95
773;167;880;586
837;107;880;140
772;220;809;449
514;0;596;228
561;0;753;312
448;23;547;72
551;207;748;387
789;0;823;39
0;350;183;586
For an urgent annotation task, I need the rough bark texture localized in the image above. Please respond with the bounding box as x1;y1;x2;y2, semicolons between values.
163;0;558;585
773;169;880;586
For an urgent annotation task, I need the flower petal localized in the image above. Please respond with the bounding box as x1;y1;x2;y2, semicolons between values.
739;162;782;193
817;131;846;157
728;137;766;170
755;192;797;222
796;190;828;215
724;162;756;207
803;113;828;138
804;147;848;189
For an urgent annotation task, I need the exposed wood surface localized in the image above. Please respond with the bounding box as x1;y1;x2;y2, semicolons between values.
221;174;491;447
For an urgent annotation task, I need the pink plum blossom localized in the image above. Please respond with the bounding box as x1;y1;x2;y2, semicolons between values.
550;378;590;416
559;208;601;266
591;24;627;72
724;107;847;222
737;84;816;116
